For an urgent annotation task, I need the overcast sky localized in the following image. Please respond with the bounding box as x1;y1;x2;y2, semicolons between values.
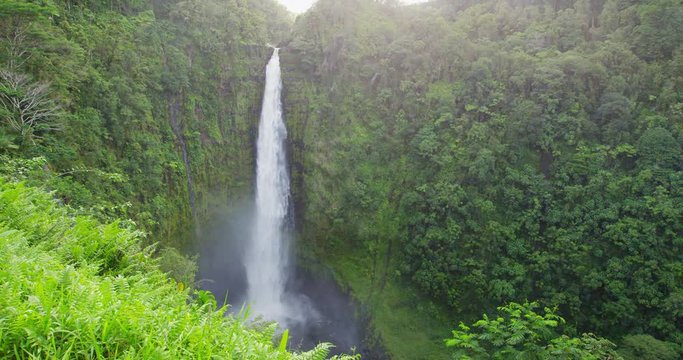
277;0;429;14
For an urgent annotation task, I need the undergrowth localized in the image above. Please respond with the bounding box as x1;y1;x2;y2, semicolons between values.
0;179;355;359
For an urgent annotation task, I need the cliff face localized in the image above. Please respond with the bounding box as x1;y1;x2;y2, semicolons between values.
280;0;682;357
0;0;285;249
169;44;273;246
279;4;457;358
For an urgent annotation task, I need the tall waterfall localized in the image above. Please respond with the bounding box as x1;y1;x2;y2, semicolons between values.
245;48;292;325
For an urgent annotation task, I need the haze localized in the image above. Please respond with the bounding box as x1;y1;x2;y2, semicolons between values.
278;0;429;14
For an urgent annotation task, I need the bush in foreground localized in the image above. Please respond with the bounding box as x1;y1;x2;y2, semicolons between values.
446;302;622;359
0;179;354;359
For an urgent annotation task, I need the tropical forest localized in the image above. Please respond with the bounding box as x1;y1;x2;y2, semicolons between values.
0;0;680;359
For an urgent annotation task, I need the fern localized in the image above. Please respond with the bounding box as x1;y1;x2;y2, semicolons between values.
0;180;358;359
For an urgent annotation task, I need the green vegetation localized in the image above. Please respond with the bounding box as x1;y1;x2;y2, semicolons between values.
1;0;681;358
0;179;357;359
0;0;358;357
446;302;621;359
617;334;682;360
0;0;291;250
281;0;682;358
321;246;453;358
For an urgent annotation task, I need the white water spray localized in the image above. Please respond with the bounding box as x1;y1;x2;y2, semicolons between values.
245;48;292;325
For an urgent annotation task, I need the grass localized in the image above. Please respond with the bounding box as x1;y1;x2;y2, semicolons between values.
0;179;355;359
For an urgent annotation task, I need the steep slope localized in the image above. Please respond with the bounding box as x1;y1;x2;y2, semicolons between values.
2;0;681;358
0;0;292;250
0;178;357;359
281;0;682;357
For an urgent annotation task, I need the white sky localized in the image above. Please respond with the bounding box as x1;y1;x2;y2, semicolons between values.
277;0;429;14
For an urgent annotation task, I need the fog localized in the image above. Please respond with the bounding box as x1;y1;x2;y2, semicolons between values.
277;0;431;14
196;206;374;356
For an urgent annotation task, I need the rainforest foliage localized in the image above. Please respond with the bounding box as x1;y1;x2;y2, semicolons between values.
0;0;326;357
0;179;358;359
446;302;622;359
0;0;291;250
281;0;681;357
1;0;682;359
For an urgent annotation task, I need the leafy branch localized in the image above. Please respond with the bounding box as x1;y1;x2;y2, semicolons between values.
0;70;61;143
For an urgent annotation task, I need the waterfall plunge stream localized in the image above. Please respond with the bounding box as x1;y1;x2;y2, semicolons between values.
245;48;294;326
198;48;370;356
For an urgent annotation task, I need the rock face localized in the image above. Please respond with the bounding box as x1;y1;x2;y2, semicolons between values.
168;44;273;244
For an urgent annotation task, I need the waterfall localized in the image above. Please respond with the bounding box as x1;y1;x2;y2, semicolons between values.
245;48;292;325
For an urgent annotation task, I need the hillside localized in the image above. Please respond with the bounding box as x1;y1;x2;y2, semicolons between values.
0;0;681;359
0;178;362;358
281;0;682;358
0;0;291;250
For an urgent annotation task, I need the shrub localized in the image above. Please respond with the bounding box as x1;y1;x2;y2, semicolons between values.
0;179;354;359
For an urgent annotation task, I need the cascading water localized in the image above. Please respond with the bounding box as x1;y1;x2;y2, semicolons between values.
198;48;369;355
245;48;292;325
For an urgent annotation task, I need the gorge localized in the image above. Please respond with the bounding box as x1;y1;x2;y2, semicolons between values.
0;0;681;359
198;47;370;356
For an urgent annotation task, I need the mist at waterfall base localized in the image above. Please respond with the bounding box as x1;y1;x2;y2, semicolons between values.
197;49;367;356
197;211;364;355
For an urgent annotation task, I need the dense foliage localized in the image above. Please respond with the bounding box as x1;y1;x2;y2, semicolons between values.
0;179;357;359
0;0;291;250
282;0;681;357
0;1;363;357
446;302;622;359
2;0;681;358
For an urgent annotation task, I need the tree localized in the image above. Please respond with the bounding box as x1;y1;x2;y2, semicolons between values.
618;334;682;360
0;70;60;143
445;302;622;359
